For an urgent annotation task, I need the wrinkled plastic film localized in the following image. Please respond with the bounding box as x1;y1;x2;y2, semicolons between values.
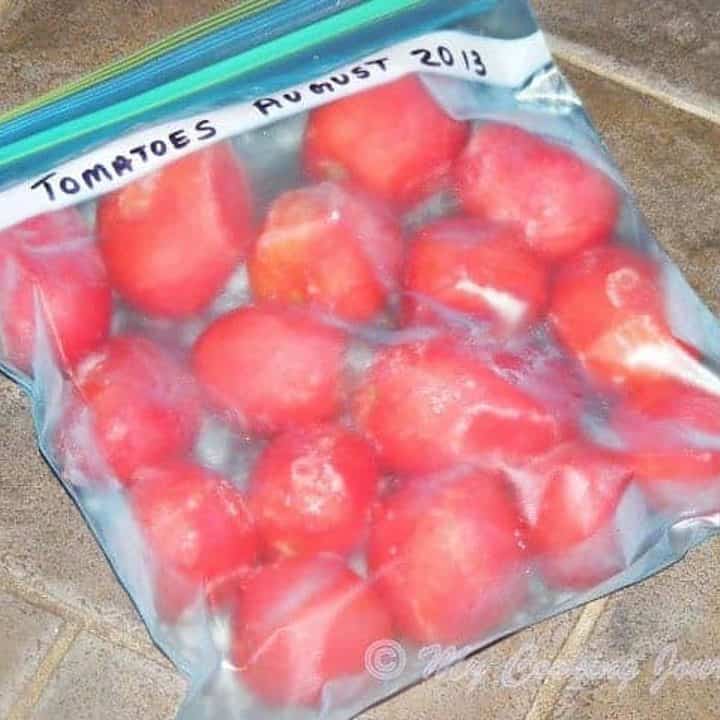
1;3;720;720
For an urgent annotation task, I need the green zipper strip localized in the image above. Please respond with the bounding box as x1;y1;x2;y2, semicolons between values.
0;0;282;125
0;0;422;169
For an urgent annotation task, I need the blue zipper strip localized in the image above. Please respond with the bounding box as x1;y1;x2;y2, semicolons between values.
0;0;360;148
0;0;500;187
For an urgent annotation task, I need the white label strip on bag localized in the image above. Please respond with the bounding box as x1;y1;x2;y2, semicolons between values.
0;30;552;231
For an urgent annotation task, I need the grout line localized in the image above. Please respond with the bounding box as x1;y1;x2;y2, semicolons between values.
82;624;177;671
0;569;173;668
6;619;82;720
546;33;720;127
523;597;609;720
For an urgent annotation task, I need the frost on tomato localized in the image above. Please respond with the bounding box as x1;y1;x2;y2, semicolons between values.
454;123;618;259
550;245;720;401
193;306;346;433
0;209;111;374
403;217;548;337
304;76;469;206
368;469;527;645
248;424;379;559
522;442;633;590
58;335;202;483
130;460;258;621
353;339;568;475
232;555;393;706
98;144;253;317
250;183;404;321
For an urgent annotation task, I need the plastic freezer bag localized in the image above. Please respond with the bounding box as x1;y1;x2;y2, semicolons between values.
1;0;719;717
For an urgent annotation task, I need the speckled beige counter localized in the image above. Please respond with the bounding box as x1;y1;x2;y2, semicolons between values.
534;0;720;120
1;1;719;719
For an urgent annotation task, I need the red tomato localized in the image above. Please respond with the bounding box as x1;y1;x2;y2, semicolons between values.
0;209;111;373
611;402;720;514
304;76;469;206
524;442;633;590
58;335;202;482
248;424;379;559
250;183;404;322
403;217;548;337
130;460;258;620
232;555;393;706
353;339;568;475
193;306;346;433
623;379;720;437
549;245;716;398
454;123;618;259
98;144;253;317
368;469;528;645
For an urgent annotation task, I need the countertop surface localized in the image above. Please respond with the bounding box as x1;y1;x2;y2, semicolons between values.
0;2;719;719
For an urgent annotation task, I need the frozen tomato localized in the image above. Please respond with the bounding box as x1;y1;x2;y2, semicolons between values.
622;379;720;438
304;76;469;206
232;555;393;706
248;424;379;559
250;183;403;322
549;245;719;398
454;123;618;259
353;339;568;475
59;335;202;481
130;460;258;620
193;306;346;433
525;442;633;590
611;402;720;514
402;217;548;336
0;209;111;373
550;245;665;358
98;144;253;317
368;469;527;645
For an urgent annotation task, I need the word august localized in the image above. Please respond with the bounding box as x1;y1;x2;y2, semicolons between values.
31;119;217;201
253;57;390;116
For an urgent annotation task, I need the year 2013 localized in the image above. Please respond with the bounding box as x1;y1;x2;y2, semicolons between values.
410;44;487;77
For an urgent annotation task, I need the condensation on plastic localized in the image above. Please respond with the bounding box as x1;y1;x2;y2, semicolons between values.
1;2;720;720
